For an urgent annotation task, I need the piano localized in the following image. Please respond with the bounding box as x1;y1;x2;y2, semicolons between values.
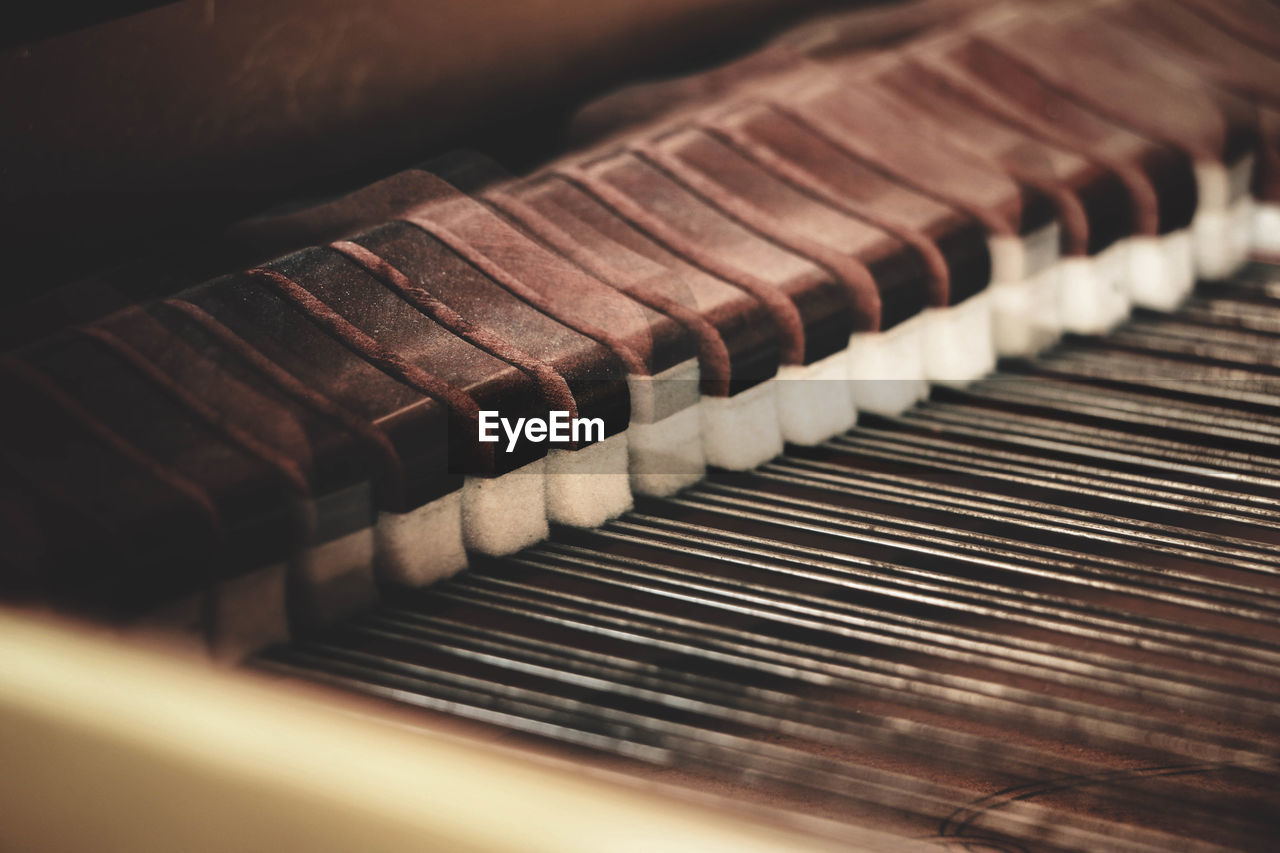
3;0;1280;849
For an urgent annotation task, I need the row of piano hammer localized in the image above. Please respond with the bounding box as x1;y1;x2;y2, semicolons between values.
2;0;1278;659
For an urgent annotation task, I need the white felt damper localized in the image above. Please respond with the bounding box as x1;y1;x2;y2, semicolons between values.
989;223;1060;284
1253;203;1280;256
847;315;927;415
375;491;467;587
774;347;856;446
1058;244;1130;335
990;265;1062;356
208;562;289;662
628;358;701;424
701;379;782;470
545;432;633;528
921;288;996;386
292;527;378;628
1193;159;1254;279
1125;230;1195;312
987;223;1064;357
1194;197;1255;280
629;402;706;496
461;458;548;556
624;359;702;496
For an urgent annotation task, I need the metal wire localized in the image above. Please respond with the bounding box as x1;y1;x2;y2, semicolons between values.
255;266;1280;851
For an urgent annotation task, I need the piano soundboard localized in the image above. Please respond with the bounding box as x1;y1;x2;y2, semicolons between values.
3;0;1280;850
